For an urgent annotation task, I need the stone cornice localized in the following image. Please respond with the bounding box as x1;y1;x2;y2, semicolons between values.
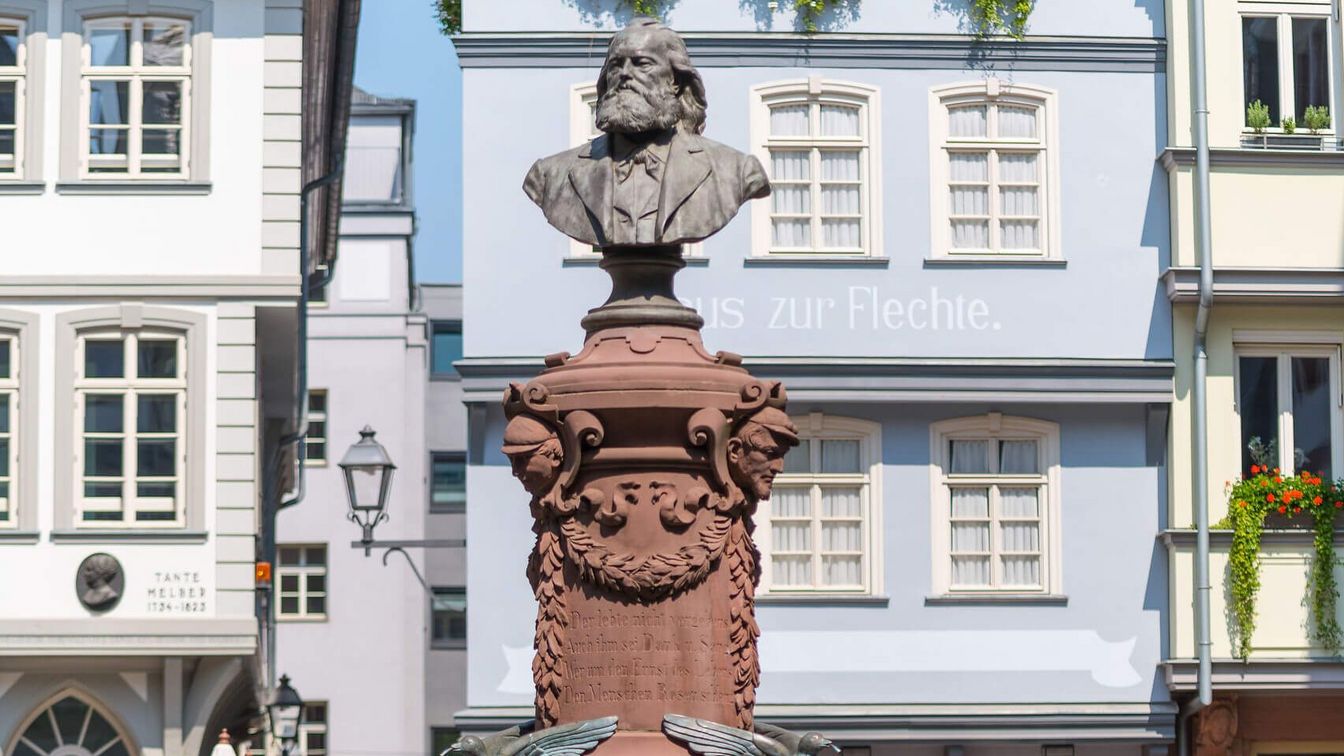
454;33;1165;73
1163;659;1344;691
0;275;301;298
457;357;1175;405
0;618;258;656
1160;528;1344;548
1163;267;1344;304
1160;146;1344;171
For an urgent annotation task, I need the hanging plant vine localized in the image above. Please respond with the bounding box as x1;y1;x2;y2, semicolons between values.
1225;453;1342;659
435;0;462;34
969;0;1034;40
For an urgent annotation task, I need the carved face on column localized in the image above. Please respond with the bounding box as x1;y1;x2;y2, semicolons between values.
727;407;799;502
503;415;564;498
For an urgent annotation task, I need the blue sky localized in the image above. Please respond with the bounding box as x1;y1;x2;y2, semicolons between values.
354;1;462;283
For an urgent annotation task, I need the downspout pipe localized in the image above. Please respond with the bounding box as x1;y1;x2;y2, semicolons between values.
278;157;344;514
1180;0;1216;749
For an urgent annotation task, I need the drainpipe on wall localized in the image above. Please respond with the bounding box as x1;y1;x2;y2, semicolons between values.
1180;0;1216;750
263;159;343;692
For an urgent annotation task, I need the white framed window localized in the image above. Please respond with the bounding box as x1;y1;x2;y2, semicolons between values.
930;414;1062;596
277;544;327;620
304;389;327;466
0;18;25;177
1234;336;1343;479
300;702;328;756
758;413;882;594
75;330;186;526
750;78;881;257
566;82;702;259
0;332;15;526
930;80;1060;260
81;15;191;177
8;692;136;756
1241;3;1334;132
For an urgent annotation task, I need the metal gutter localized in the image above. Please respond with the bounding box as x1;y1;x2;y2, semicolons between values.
1180;0;1216;749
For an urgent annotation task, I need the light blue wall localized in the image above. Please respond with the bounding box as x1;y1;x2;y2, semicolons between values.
466;403;1167;707
457;0;1172;722
462;65;1170;360
463;0;1164;37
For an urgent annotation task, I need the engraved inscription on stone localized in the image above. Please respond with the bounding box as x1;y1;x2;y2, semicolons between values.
563;604;733;709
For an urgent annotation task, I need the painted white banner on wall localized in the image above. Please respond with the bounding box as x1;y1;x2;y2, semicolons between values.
497;629;1140;694
759;630;1141;688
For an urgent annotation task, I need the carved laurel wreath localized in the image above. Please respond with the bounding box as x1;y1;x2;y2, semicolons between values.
561;511;733;600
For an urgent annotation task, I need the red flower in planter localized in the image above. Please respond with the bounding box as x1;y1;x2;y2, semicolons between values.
1267;493;1276;502
1260;479;1270;487
1251;465;1261;474
1314;496;1324;505
1237;500;1247;508
1276;476;1284;483
1279;506;1288;514
1336;501;1343;508
1294;507;1303;514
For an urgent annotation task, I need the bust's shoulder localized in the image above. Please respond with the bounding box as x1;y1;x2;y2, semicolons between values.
682;133;750;158
537;136;608;168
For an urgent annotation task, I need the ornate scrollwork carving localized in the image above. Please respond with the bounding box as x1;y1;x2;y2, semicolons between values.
688;407;732;495
557;409;604;496
733;379;788;422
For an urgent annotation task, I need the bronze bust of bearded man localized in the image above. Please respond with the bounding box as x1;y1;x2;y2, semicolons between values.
523;18;771;247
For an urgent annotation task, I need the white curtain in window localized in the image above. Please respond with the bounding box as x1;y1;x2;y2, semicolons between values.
820;104;859;137
1000;486;1039;517
949;105;988;137
775;555;812;586
1001;220;1039;250
998;152;1038;182
820;440;860;473
999;440;1039;474
1000;187;1038;217
823;555;861;586
823;521;862;551
949;440;989;473
822;220;860;249
820;150;860;181
770;104;809;136
952;555;990;586
772;486;811;518
783;439;811;473
771;149;810;181
1002;556;1041;586
998;105;1038;139
821;485;861;518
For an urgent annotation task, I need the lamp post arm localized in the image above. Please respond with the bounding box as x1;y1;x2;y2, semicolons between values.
380;546;433;597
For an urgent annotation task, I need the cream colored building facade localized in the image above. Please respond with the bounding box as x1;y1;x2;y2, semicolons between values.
1164;0;1344;749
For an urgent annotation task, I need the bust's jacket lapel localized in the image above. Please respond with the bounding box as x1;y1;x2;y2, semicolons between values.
657;132;712;241
568;135;613;244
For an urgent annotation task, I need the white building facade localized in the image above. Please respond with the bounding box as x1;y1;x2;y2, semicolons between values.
0;0;358;754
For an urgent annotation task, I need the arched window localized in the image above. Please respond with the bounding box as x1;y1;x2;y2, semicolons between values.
929;413;1062;596
9;693;136;756
750;78;881;258
929;79;1060;260
757;413;882;595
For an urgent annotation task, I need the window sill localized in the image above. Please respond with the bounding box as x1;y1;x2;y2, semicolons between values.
55;181;212;196
431;640;468;650
429;506;467;516
563;256;709;267
0;181;45;195
50;529;208;544
925;593;1068;606
745;255;890;268
924;256;1066;268
0;530;41;544
430;372;463;382
277;616;329;623
756;593;889;606
304;460;329;468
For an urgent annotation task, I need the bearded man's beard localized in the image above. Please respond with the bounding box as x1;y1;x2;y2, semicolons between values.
595;80;682;135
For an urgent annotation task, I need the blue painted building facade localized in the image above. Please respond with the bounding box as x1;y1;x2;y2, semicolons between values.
453;1;1175;750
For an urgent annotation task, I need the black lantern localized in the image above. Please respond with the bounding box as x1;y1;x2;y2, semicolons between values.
338;425;396;546
266;674;303;756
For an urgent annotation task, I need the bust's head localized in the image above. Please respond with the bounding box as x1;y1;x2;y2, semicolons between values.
595;18;706;137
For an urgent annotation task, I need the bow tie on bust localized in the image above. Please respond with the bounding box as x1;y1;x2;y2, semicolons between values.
614;148;663;183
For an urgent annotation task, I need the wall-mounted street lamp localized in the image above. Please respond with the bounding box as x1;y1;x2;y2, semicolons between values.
338;426;396;552
266;674;304;756
337;426;464;591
